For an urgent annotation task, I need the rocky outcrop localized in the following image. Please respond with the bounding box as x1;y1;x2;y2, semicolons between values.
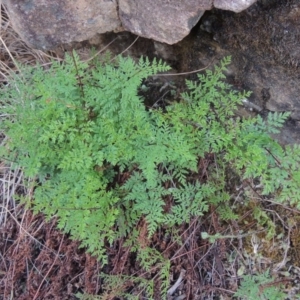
2;0;258;49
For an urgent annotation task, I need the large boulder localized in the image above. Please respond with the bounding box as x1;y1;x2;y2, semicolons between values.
2;0;121;50
118;0;212;45
2;0;258;49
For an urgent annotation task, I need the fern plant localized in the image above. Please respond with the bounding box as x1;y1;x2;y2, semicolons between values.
1;52;300;274
234;270;286;300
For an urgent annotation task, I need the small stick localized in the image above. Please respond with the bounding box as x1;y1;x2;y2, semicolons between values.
155;59;214;77
117;35;140;57
167;269;186;296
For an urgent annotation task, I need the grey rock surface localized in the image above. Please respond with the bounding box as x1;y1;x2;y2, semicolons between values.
118;0;212;44
214;0;258;13
3;0;259;49
2;0;120;50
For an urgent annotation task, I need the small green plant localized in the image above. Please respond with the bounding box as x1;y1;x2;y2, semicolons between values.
75;272;153;300
234;270;286;300
2;52;300;297
75;246;169;299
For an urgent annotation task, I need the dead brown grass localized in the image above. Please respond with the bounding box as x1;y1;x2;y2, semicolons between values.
0;2;58;232
0;5;103;299
0;208;101;299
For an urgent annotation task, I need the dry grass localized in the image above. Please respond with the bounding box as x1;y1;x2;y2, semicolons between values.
0;4;57;227
0;5;102;299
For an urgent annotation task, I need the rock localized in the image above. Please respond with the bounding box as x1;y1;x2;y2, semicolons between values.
2;0;120;50
3;0;260;49
214;0;258;13
118;0;212;44
118;0;259;44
